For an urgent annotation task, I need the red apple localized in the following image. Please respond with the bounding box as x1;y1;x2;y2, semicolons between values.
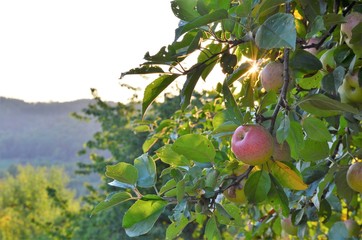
304;37;320;56
344;219;360;237
346;162;362;193
272;138;291;162
260;62;284;92
231;125;274;165
341;12;362;47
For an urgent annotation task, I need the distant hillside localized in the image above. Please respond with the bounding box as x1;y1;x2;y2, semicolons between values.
0;97;101;169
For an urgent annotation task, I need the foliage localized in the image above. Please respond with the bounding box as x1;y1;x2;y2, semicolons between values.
0;165;80;240
96;0;362;239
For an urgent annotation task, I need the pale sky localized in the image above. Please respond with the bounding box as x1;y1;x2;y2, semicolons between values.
0;0;182;103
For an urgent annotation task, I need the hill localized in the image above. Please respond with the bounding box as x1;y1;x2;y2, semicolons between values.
0;97;101;171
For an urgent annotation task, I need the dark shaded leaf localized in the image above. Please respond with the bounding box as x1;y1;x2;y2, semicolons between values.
296;94;359;117
143;74;179;116
175;9;228;40
244;170;271;204
255;13;296;50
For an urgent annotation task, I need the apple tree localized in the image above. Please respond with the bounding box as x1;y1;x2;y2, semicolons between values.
93;0;362;239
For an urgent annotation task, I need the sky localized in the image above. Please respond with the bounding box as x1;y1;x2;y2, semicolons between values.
0;0;183;103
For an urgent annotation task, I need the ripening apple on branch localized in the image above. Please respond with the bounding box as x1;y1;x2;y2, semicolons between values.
260;61;284;92
341;11;362;56
223;164;250;204
319;48;336;72
338;70;362;106
346;162;362;193
231;125;274;166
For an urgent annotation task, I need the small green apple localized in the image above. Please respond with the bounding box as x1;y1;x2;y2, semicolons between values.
344;219;360;237
223;164;249;204
231;125;274;165
346;162;362;193
260;62;284;92
320;48;336;72
338;70;362;104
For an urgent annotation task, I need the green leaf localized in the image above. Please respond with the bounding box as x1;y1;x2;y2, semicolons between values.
212;120;238;138
256;0;285;19
328;221;349;240
175;9;229;40
108;180;134;189
318;199;332;223
215;203;235;222
296;94;359;117
244;170;271;204
290;50;322;74
220;52;237;74
259;91;278;111
144;46;177;64
266;161;308;190
268;174;290;217
323;13;345;28
276;114;290;144
180;65;206;110
197;43;222;80
306;15;325;38
297;71;323;90
120;65;164;79
223;81;243;124
300;139;329;162
350;22;362;57
134;154;156;188
122;198;168;237
172;134;216;163
299;0;325;22
302;117;332;142
176;178;185;202
196;0;230;15
212;109;240;129
91;192;133;215
302;164;329;184
286;120;305;160
255;13;296;50
226;62;252;85
166;215;190;240
171;0;200;22
335;167;355;204
143;74;179;116
105;162;138;185
156;145;191;166
159;179;176;195
205;215;222;240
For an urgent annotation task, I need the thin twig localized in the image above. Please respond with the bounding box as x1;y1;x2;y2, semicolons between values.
269;3;292;134
302;1;356;50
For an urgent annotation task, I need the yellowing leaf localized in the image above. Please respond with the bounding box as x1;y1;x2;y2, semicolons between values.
266;161;308;190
